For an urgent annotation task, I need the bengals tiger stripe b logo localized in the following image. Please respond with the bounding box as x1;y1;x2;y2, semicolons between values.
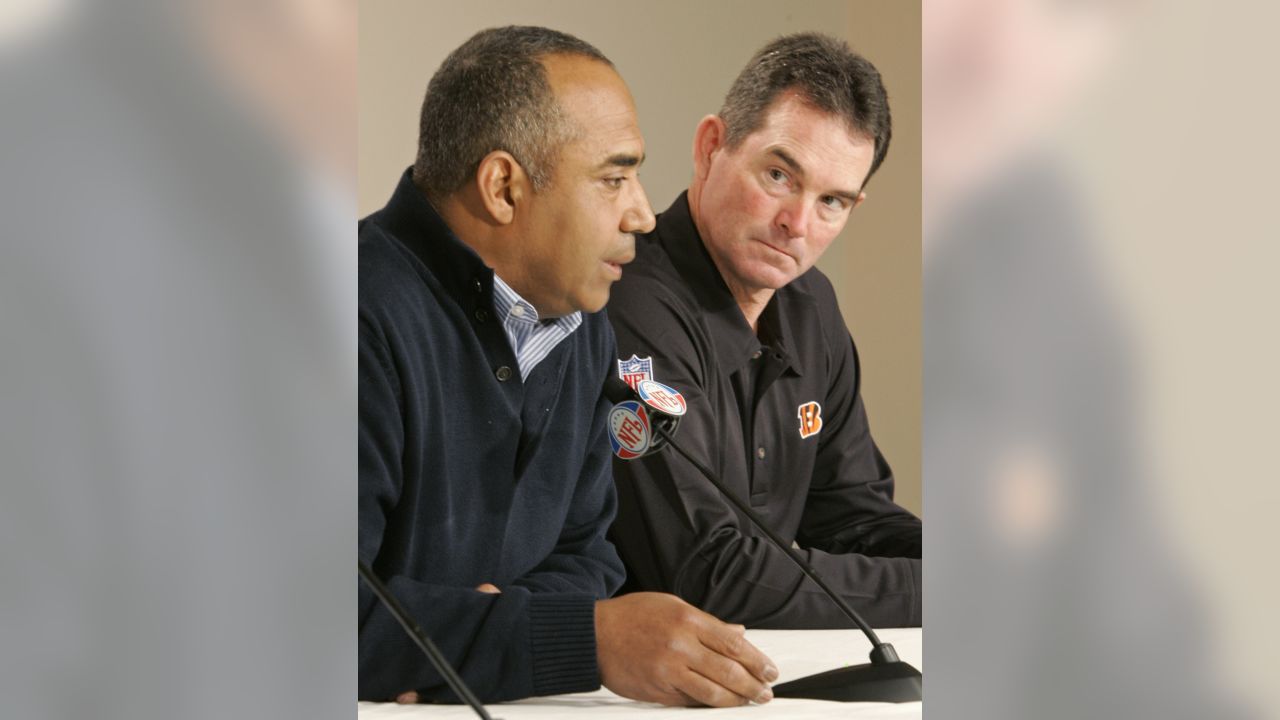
797;401;823;439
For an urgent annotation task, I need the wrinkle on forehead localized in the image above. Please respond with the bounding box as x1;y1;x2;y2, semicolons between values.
751;92;874;191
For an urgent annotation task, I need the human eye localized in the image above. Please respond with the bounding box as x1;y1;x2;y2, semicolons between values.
602;176;625;190
821;194;849;211
766;167;789;184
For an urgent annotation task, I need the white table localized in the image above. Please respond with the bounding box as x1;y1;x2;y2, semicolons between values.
359;628;922;718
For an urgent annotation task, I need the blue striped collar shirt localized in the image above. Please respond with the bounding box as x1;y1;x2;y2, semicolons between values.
490;274;582;380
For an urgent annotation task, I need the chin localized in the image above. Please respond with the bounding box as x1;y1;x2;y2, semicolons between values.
578;295;609;314
734;253;795;288
743;267;795;291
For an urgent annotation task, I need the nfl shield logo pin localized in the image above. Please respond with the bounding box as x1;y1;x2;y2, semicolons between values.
617;355;654;391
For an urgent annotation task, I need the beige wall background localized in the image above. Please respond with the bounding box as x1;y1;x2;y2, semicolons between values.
359;0;922;515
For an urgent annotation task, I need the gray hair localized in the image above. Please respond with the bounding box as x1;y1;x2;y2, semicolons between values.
720;33;892;185
412;26;612;200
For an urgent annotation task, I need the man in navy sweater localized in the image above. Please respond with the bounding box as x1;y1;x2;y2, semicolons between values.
359;27;777;707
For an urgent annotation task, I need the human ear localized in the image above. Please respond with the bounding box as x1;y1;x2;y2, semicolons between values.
473;151;528;225
691;115;727;183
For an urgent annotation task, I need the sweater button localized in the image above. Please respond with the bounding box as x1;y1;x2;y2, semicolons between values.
495;365;513;382
756;446;767;460
474;308;489;323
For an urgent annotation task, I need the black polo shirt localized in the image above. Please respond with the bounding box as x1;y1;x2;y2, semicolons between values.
607;192;921;628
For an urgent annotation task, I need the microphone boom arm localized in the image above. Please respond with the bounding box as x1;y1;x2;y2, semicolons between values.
358;562;497;719
604;375;921;702
652;426;899;664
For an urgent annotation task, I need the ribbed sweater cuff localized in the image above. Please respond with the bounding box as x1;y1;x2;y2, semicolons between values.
528;593;600;697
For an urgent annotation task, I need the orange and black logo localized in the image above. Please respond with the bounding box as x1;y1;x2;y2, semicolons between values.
797;401;823;439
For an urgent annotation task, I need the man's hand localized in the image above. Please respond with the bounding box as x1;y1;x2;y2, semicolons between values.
595;592;778;707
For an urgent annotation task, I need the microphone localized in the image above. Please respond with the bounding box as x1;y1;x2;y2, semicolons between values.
358;562;499;719
606;377;685;459
604;376;922;703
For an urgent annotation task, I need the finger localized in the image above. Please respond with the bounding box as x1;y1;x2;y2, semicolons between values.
688;644;772;705
699;622;778;684
672;667;752;708
395;691;419;704
475;583;501;594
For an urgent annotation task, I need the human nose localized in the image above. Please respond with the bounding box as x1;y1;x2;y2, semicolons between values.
775;195;810;239
621;178;656;234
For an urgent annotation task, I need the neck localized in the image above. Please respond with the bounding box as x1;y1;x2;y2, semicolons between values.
727;282;773;335
433;189;516;280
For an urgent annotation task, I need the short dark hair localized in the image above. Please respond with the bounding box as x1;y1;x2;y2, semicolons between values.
719;33;892;185
412;26;612;200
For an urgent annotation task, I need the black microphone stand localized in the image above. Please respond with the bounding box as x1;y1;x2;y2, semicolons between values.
651;424;923;703
358;562;499;719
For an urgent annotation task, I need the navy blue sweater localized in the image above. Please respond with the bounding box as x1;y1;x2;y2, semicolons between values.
358;170;625;702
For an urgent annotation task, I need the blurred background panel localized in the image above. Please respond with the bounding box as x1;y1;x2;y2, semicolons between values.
924;0;1278;717
1;1;354;718
359;0;923;515
1065;1;1280;713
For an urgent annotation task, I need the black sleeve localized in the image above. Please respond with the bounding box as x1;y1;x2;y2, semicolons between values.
358;320;600;702
608;279;921;629
798;330;922;561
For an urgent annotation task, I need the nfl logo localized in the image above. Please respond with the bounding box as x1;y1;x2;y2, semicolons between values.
617;355;654;391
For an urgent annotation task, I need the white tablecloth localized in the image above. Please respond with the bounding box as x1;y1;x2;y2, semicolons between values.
358;627;922;719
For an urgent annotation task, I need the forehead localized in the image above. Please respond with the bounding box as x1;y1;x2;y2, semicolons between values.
736;92;875;187
542;54;644;162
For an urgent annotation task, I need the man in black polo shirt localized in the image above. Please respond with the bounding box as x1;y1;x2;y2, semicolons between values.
607;33;922;628
360;27;777;707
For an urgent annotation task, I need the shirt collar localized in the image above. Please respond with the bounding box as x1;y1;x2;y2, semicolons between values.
491;273;582;332
371;168;496;302
491;274;539;325
653;192;806;377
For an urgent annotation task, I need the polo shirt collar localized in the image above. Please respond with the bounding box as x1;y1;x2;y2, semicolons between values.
654;192;805;377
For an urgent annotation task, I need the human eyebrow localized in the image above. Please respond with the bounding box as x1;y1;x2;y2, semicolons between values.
768;148;804;177
770;148;858;202
597;152;645;171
